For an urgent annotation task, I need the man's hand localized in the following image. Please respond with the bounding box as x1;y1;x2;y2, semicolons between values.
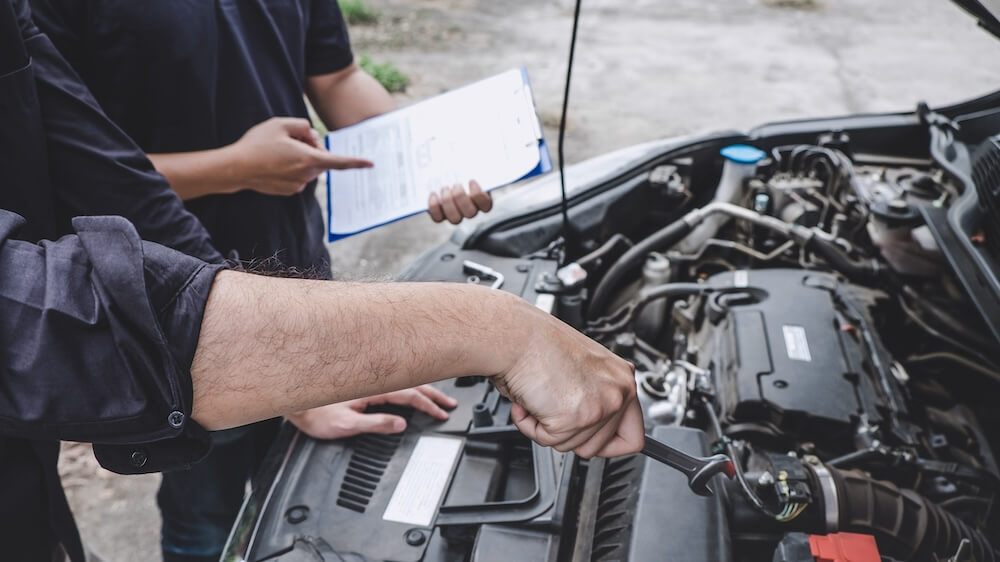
225;117;372;196
150;117;373;200
286;385;457;440
490;296;644;459
428;180;493;224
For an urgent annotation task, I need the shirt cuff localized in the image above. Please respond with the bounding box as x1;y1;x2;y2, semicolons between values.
93;422;212;474
72;216;225;473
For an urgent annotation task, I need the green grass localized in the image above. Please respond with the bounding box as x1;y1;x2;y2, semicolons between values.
359;55;409;93
338;0;379;24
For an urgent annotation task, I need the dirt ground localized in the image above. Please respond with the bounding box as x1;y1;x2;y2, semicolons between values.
60;1;1000;560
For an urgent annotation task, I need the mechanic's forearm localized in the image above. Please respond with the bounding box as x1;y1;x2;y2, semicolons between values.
148;148;242;200
307;63;395;129
190;271;525;430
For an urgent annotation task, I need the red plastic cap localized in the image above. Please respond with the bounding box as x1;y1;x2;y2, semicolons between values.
809;533;880;562
722;460;736;479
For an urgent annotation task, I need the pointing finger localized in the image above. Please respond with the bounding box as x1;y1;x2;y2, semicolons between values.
311;149;373;170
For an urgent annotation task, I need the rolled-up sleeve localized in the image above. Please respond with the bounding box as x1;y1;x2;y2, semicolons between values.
0;210;225;473
305;0;354;76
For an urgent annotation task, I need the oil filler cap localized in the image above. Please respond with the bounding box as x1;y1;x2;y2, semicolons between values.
870;198;921;228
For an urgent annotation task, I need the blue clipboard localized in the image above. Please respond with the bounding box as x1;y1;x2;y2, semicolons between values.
325;68;552;242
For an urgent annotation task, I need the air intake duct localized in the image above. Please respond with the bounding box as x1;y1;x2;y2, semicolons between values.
825;468;995;562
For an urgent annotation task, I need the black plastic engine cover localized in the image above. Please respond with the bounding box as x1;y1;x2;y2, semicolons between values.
702;269;890;443
242;398;572;562
583;426;732;562
232;252;584;562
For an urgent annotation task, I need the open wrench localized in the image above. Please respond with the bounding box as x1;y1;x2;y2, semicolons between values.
642;434;736;496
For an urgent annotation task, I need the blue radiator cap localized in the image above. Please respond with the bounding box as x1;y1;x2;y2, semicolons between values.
720;144;766;165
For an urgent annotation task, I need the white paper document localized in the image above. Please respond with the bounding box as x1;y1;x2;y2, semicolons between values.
325;68;549;240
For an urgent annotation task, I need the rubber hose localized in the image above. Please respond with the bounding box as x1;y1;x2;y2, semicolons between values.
906;352;1000;387
588;220;693;318
805;236;884;284
829;468;996;562
576;233;633;272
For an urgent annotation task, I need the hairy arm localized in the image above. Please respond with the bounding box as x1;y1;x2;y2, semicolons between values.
191;273;509;426
191;271;643;459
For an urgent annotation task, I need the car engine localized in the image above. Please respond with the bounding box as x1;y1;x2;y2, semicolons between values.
228;126;1000;562
579;135;1000;561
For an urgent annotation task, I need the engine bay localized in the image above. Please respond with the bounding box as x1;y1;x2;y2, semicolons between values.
577;130;1000;561
228;113;1000;561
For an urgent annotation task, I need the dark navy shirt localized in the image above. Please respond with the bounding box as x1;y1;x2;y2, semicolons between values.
2;1;225;559
0;212;223;562
31;0;355;274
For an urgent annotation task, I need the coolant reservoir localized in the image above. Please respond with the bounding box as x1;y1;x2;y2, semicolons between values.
866;198;943;276
675;144;766;253
635;252;671;342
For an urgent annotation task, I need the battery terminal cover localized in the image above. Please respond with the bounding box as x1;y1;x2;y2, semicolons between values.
809;532;881;562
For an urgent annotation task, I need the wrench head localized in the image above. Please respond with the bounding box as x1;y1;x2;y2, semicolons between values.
688;454;736;497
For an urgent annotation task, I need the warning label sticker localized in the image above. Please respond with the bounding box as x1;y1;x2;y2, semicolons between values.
782;325;812;362
382;436;463;527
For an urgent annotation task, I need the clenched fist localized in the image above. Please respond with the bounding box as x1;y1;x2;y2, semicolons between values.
488;293;644;459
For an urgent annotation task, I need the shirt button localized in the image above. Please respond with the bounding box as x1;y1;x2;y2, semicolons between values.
130;450;148;468
167;411;185;429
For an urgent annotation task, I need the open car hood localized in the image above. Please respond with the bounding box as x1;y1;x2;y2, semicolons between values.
953;0;1000;38
222;7;1000;559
